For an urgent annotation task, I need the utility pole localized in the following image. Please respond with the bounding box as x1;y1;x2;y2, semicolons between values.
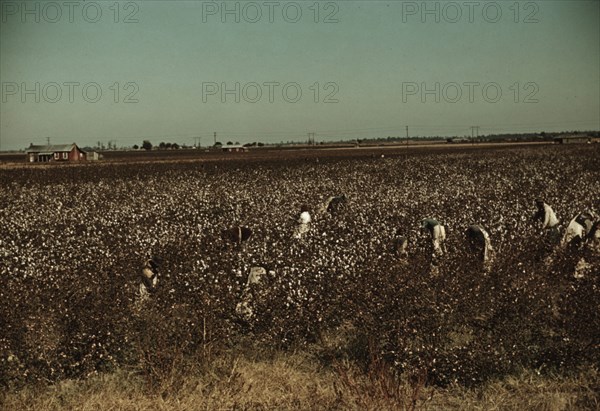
214;132;217;145
307;132;315;145
405;126;409;148
46;137;51;145
470;126;479;145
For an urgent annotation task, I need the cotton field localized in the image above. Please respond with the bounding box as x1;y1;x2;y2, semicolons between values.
1;144;598;388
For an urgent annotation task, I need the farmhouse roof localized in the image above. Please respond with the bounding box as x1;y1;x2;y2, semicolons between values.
26;143;85;153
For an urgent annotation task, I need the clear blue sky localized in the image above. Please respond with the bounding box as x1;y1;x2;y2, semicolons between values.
1;0;598;149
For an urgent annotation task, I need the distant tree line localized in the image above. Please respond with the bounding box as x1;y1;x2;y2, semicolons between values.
129;131;598;151
135;141;181;150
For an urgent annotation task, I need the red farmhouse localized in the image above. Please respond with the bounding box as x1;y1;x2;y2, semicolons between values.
26;143;87;163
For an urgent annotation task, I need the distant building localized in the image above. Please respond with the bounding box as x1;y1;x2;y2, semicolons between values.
446;137;470;144
26;143;87;163
86;151;102;161
553;135;592;144
222;145;248;152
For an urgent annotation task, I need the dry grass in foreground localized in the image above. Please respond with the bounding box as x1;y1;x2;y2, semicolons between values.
2;351;598;411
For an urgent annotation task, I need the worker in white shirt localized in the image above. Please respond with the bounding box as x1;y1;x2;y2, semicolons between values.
533;199;558;230
532;199;561;247
562;210;597;248
294;205;312;238
421;218;447;256
533;199;559;230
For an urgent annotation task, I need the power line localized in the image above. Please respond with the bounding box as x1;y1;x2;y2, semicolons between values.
72;120;598;143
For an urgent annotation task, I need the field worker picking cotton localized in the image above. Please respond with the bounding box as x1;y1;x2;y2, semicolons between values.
466;225;494;264
533;199;559;231
562;210;597;248
421;218;447;256
532;199;561;246
392;227;409;258
294;205;311;239
138;256;161;305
